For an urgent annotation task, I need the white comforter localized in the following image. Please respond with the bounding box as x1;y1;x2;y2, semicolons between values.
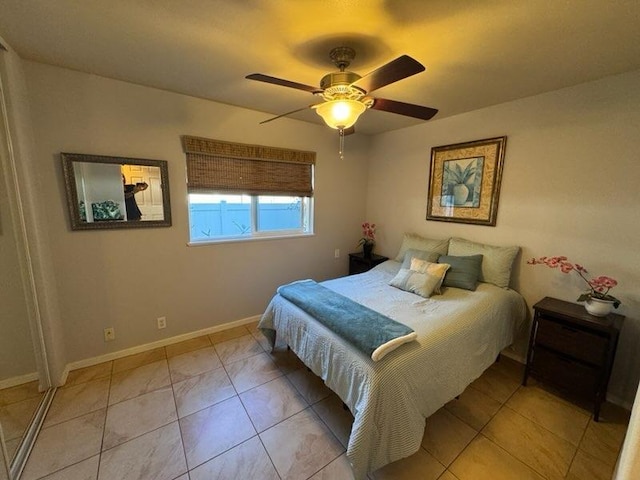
259;260;527;479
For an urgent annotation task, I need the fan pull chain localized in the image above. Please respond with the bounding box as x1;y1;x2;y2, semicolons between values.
339;128;345;160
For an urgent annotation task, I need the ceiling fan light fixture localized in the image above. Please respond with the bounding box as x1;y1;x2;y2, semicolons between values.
314;99;367;130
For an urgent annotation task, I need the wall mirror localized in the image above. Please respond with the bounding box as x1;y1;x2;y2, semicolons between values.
61;153;171;230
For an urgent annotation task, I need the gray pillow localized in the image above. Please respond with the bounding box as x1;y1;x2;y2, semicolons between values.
438;254;483;291
401;248;441;269
448;237;519;288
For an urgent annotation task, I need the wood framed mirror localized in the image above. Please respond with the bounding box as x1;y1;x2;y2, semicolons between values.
61;153;172;230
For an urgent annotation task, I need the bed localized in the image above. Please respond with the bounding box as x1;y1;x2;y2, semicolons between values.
259;245;526;478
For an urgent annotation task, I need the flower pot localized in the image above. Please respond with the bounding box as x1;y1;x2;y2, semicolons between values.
452;184;469;205
584;297;615;317
363;243;374;259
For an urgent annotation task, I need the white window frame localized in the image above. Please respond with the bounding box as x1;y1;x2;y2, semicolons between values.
188;193;313;244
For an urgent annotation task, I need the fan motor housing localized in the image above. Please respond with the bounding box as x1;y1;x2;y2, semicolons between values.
320;71;365;100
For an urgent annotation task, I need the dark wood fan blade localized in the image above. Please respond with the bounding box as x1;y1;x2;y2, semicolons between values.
351;55;425;94
343;126;355;136
259;105;314;124
371;98;438;120
246;73;322;94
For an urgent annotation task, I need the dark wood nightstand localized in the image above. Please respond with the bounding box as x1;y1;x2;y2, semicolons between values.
348;252;388;275
523;296;624;421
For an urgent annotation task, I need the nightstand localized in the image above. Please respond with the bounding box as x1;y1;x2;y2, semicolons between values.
348;252;389;275
523;296;624;421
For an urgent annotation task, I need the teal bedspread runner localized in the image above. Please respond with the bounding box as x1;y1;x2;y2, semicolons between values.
277;279;416;361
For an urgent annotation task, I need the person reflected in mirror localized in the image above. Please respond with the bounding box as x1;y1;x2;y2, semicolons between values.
122;174;148;221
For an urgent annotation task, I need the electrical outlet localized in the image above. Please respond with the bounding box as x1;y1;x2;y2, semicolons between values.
334;248;340;258
157;316;167;329
104;327;115;342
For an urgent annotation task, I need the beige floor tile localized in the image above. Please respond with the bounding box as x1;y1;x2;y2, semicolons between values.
421;408;477;467
108;359;171;405
165;335;212;358
189;436;280;480
180;396;256;469
566;448;616;480
287;368;333;404
208;325;251;344
240;376;308;432
267;347;306;375
251;327;274;351
167;346;222;383
260;408;344;480
312;394;354;448
580;414;628;466
0;381;41;406
173;367;236;418
98;421;187;480
488;356;525;383
214;334;264;365
44;377;109;427
20;409;105;480
450;435;545;480
507;385;590;445
102;386;177;450
245;320;260;333
112;347;166;373
309;453;357;480
6;436;20;460
482;406;576;479
65;362;112;387
445;385;502;431
38;454;99;480
469;368;519;404
225;352;283;393
0;396;42;440
437;471;460;480
371;447;445;480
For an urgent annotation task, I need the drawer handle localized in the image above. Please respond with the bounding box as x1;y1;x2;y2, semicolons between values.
561;326;578;333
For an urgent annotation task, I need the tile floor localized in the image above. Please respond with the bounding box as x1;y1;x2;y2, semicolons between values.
0;380;44;460
16;322;630;480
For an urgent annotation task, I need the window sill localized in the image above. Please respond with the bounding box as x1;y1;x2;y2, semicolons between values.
187;232;315;247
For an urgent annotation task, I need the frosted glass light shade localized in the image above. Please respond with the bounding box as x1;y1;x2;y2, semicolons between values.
315;100;367;129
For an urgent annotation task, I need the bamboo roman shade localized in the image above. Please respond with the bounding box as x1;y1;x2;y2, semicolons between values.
182;136;316;197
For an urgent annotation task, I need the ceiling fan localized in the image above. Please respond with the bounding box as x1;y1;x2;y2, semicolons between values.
246;46;438;137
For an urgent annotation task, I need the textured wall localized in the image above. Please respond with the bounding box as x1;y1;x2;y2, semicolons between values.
366;70;640;406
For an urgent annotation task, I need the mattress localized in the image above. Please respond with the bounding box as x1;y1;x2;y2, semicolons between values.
259;260;527;478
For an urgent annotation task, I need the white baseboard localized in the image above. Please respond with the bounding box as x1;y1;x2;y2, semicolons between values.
0;371;39;390
62;315;262;382
500;349;526;364
606;393;634;411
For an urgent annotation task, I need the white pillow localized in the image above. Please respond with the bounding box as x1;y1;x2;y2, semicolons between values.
447;237;519;288
389;258;450;298
395;233;449;262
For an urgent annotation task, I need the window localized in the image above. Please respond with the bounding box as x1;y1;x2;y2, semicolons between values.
188;194;312;241
182;136;315;243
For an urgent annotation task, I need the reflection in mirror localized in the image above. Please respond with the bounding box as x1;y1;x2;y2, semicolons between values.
61;153;172;230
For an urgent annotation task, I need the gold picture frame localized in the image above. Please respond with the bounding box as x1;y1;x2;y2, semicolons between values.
426;136;507;226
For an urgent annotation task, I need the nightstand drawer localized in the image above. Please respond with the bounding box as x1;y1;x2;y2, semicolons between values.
531;348;598;397
536;316;608;366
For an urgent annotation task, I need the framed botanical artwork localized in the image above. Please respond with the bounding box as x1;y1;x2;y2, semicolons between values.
426;136;507;226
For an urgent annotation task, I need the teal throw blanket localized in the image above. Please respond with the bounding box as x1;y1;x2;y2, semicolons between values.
277;280;416;360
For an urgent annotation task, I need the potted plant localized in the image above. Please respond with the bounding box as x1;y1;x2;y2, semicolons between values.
358;222;376;258
528;256;621;316
444;162;476;205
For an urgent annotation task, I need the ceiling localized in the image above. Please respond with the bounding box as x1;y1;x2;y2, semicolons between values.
1;0;639;135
